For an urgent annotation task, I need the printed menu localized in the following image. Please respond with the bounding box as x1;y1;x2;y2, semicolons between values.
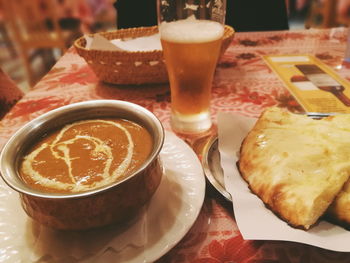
264;54;350;114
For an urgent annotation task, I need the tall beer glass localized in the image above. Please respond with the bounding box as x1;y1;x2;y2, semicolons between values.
157;0;226;134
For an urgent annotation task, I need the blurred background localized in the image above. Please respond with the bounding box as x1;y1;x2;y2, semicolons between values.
0;0;349;94
0;0;117;93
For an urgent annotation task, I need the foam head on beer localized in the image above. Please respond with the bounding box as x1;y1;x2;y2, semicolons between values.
160;16;224;43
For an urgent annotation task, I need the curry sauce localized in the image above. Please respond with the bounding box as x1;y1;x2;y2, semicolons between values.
20;119;153;193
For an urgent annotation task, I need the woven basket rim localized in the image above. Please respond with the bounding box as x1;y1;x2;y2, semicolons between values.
74;25;234;55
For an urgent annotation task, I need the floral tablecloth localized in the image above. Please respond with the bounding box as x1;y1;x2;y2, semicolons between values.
1;27;350;262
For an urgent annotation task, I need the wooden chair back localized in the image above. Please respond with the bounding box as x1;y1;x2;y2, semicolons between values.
305;0;337;28
1;0;66;51
0;0;82;86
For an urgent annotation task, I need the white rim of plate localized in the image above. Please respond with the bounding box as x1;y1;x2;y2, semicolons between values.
0;131;206;263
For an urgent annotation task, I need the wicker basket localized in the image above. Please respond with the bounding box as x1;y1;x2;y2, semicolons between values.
74;25;234;85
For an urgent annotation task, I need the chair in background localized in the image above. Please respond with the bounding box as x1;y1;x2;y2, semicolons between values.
1;0;81;87
0;1;17;59
304;0;337;28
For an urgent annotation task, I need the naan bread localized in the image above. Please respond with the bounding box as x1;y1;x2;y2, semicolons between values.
328;181;350;229
238;107;350;229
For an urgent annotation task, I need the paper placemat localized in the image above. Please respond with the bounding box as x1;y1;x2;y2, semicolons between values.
217;111;350;252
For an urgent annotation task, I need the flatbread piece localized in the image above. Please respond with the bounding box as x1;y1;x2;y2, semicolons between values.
238;107;350;229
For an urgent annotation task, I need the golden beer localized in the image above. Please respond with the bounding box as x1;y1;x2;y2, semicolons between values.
160;19;224;133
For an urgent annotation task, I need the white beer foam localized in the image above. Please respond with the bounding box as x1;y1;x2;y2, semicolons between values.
160;17;224;43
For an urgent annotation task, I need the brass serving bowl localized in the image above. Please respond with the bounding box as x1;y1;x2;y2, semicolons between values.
0;100;164;230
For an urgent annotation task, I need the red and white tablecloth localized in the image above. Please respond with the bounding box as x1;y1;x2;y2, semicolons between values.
1;27;350;262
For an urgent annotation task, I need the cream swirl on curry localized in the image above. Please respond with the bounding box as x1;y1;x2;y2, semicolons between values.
20;119;153;193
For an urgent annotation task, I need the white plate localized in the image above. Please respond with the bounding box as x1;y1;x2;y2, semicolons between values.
0;131;206;262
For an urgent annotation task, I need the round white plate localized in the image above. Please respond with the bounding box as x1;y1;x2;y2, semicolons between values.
0;131;206;262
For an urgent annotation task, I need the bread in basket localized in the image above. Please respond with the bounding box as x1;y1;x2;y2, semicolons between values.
74;25;234;85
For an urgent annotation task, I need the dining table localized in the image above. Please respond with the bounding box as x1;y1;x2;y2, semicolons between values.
1;26;350;263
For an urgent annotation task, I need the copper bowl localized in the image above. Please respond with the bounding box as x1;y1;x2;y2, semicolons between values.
0;100;164;230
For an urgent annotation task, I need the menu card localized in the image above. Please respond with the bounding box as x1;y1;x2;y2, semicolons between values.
264;54;350;114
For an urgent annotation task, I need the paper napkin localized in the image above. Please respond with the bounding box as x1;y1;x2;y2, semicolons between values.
85;34;162;52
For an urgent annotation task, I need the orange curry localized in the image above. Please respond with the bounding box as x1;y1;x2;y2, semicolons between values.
19;119;153;193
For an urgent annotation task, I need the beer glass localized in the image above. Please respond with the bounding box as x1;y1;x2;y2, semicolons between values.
157;0;226;134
